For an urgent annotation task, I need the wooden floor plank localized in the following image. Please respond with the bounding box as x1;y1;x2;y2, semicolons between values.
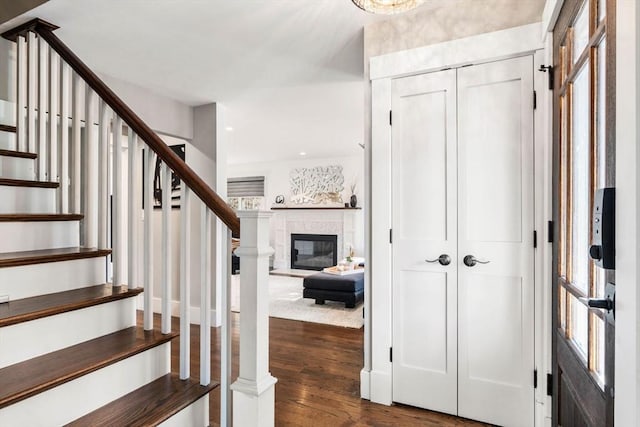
66;373;217;427
0;326;177;409
0;247;111;268
0;284;142;327
142;313;489;426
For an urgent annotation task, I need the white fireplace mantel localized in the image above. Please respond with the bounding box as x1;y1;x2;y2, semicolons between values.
271;209;363;270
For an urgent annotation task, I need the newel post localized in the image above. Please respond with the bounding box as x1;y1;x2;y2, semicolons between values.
231;210;277;426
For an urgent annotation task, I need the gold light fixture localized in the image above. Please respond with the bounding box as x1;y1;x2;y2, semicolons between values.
351;0;426;14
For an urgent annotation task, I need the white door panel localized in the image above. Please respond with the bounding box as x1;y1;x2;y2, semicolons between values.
392;69;458;415
391;55;535;427
457;56;535;427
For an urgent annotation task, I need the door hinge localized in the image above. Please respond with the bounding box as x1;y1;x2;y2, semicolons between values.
548;220;554;243
390;347;393;362
534;369;538;388
546;373;553;396
389;110;393;126
539;65;554;90
533;91;537;110
533;230;538;248
389;229;393;244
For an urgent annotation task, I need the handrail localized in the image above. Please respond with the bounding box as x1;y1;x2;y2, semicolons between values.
2;18;240;235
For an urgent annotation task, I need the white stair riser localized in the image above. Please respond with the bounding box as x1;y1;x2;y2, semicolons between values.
0;257;107;300
158;395;209;427
0;221;79;252
0;156;35;180
0;133;16;151
0;297;137;368
0;343;171;426
0;185;56;214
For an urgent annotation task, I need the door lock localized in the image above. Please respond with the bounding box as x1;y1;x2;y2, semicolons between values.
425;254;451;266
463;255;490;267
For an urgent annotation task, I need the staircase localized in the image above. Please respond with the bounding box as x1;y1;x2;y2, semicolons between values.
0;18;276;427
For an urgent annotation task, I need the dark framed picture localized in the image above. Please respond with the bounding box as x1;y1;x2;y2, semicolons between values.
142;144;185;209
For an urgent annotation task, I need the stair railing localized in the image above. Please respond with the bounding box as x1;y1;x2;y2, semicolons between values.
2;18;276;427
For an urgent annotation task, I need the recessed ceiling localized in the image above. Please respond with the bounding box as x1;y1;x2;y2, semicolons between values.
2;0;389;164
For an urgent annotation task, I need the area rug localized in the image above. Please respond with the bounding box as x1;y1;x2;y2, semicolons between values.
231;275;364;329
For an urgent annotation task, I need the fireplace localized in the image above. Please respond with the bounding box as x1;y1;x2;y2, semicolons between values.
290;234;338;271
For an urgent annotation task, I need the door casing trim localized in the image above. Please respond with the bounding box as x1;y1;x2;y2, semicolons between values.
366;23;552;427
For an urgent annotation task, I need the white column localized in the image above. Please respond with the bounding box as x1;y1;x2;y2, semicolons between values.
231;210;276;427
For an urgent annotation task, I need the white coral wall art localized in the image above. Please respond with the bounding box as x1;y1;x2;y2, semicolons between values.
289;165;344;205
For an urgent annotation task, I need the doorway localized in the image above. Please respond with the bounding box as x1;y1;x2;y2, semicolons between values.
390;55;536;427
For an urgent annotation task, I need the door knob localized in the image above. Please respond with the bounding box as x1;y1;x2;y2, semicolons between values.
463;255;490;267
425;254;451;266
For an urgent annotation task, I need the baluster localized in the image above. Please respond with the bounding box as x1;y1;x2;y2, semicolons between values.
27;31;37;154
112;116;123;286
84;88;97;247
98;101;110;248
221;226;233;426
162;162;172;334
128;131;139;288
71;73;83;213
59;62;70;213
16;35;26;152
38;36;48;181
48;49;59;183
180;185;191;379
200;206;212;385
144;148;156;330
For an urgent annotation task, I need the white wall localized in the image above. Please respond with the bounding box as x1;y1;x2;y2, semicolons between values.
228;154;365;257
99;74;194;141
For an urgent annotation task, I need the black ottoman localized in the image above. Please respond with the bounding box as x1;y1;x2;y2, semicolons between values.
303;271;364;308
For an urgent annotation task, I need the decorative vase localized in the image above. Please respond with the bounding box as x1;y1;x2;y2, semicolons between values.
349;194;357;208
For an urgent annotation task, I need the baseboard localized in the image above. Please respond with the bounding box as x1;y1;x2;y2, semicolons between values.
360;369;371;400
370;369;392;405
138;297;221;327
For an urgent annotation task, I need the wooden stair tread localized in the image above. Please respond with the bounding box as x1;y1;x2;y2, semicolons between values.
0;326;177;409
66;374;218;426
0;247;111;268
0;213;83;222
0;284;143;328
0;178;58;188
0;124;16;133
0;149;36;159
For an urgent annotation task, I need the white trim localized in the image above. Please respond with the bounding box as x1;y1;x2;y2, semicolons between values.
542;0;564;35
368;24;551;426
360;368;370;400
370;23;543;81
614;1;640;425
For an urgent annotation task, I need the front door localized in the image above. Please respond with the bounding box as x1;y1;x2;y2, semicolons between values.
552;0;615;425
391;55;535;427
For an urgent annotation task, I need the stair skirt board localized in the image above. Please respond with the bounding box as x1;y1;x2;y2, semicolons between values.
0;343;171;426
0;221;79;252
0;298;137;369
158;395;209;427
0;155;34;180
0;257;107;300
0;185;56;214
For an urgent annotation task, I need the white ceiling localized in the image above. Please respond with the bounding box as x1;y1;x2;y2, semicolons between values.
7;0;386;164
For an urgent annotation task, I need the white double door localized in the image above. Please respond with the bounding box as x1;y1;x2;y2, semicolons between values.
391;56;535;427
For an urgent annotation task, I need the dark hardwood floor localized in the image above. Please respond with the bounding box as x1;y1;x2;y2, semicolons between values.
142;313;487;426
